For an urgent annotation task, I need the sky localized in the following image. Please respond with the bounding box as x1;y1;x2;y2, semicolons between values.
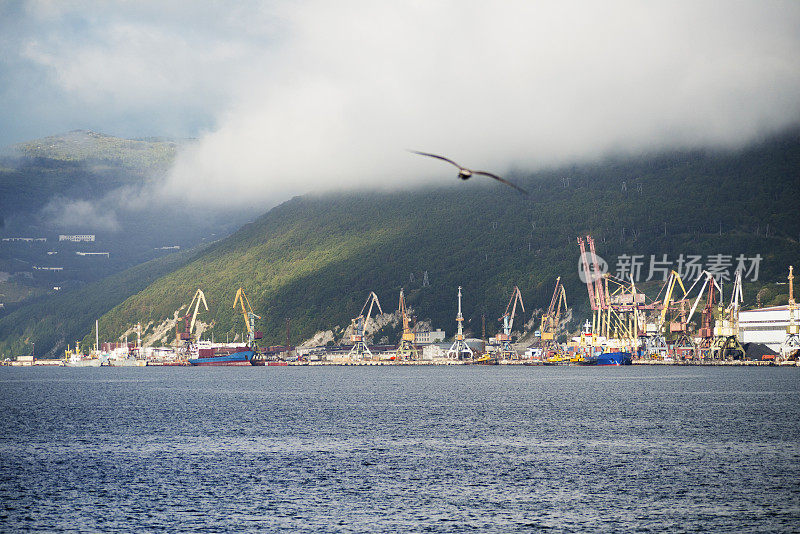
2;0;800;207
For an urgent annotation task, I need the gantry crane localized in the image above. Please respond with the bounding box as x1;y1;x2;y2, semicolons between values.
348;291;383;359
782;266;799;359
539;277;567;362
447;286;473;359
689;272;721;359
177;289;209;344
663;270;718;360
233;287;262;345
712;269;745;360
496;286;525;359
668;298;695;360
643;271;688;359
396;288;418;360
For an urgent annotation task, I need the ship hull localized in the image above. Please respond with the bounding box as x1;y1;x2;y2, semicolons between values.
188;350;254;366
596;351;633;366
108;359;147;367
64;359;103;367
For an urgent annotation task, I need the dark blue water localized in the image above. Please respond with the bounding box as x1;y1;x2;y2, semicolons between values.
1;366;799;532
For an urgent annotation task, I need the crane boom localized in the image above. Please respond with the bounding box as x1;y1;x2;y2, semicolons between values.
587;235;606;310
687;271;720;324
360;291;383;327
577;237;597;310
540;277;567;341
398;289;414;339
500;286;525;332
396;288;418;359
359;291;383;336
233;288;261;341
349;291;383;358
659;271;687;327
188;289;209;335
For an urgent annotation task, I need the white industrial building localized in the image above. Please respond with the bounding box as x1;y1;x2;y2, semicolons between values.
59;234;95;242
739;306;794;352
415;329;446;344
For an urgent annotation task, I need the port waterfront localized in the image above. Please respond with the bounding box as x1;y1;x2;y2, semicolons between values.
3;356;789;366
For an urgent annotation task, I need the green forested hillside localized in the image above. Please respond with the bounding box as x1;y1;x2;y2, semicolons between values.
81;131;800;349
11;130;178;170
0;131;248;318
0;245;209;357
1;129;798;356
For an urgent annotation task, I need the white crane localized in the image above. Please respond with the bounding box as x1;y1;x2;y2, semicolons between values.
497;286;525;359
447;286;473;359
178;289;209;344
348;291;383;359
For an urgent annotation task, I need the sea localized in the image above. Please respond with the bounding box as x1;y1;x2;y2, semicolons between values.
1;365;798;533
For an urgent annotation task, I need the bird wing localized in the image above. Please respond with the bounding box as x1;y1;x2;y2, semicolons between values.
473;171;529;196
408;150;464;170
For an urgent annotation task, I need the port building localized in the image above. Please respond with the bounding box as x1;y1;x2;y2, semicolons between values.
415;329;446;344
739;306;792;352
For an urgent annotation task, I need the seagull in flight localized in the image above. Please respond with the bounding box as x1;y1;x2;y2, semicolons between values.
409;150;529;196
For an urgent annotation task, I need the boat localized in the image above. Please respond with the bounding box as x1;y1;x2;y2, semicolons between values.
595;350;633;366
64;352;104;367
250;357;289;366
188;343;254;366
470;353;499;365
107;346;147;366
108;357;147;367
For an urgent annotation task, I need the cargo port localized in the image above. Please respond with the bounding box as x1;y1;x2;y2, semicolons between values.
4;236;798;367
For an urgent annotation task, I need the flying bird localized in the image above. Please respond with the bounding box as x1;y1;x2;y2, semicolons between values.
408;150;529;196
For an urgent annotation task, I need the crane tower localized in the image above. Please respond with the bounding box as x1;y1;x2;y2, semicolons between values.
396;288;419;360
712;269;745;360
348;291;383;359
177;289;209;344
540;277;567;362
233;288;262;345
781;266;799;359
497;286;525;359
447;286;473;359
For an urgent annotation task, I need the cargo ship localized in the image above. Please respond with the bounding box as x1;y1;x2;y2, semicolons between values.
188;343;254;366
595;350;633;366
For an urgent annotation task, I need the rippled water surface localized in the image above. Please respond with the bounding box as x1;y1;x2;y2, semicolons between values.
1;366;799;532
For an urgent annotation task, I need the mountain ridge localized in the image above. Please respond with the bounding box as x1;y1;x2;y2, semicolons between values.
0;128;798;356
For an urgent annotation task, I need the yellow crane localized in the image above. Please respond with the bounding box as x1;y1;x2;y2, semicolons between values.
659;271;687;329
396;288;418;360
178;289;209;343
539;277;567;362
642;270;688;359
497;286;525;359
233;288;262;344
782;266;799;359
540;278;567;342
